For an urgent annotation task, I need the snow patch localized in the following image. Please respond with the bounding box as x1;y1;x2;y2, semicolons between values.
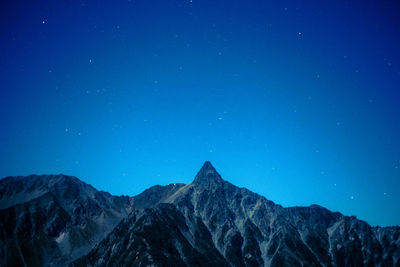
56;231;66;243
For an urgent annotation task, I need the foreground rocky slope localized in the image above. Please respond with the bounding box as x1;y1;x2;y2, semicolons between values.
1;162;399;266
73;162;400;266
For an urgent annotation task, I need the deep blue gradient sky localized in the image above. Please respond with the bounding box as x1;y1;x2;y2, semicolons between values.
1;0;400;226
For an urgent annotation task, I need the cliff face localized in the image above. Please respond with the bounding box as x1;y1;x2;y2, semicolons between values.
1;162;399;267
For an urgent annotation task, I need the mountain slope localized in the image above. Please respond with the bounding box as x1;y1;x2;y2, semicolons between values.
0;175;133;266
73;203;229;267
73;162;400;267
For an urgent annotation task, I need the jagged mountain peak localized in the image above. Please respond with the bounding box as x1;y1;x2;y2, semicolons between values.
72;163;400;267
192;161;223;187
200;160;214;170
2;164;400;267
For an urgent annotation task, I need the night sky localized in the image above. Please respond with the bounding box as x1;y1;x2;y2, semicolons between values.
1;0;400;226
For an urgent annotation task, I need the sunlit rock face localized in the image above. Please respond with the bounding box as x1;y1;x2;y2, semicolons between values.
1;163;399;267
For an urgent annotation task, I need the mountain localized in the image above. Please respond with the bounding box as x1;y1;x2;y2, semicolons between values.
72;161;400;267
1;162;399;267
0;174;133;266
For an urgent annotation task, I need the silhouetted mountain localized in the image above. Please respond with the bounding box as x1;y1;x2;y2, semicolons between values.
1;163;399;267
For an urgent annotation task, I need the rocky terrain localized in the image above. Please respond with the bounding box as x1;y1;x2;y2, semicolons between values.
0;175;133;266
1;162;399;266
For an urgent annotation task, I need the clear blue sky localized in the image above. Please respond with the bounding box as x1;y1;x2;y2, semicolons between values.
1;0;400;226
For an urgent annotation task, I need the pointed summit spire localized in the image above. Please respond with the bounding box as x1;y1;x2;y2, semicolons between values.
199;161;216;173
193;161;223;187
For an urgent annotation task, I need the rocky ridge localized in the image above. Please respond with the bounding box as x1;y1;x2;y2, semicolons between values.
74;162;400;266
1;162;399;267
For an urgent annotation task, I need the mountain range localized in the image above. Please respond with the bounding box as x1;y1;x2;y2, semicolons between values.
0;161;399;266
